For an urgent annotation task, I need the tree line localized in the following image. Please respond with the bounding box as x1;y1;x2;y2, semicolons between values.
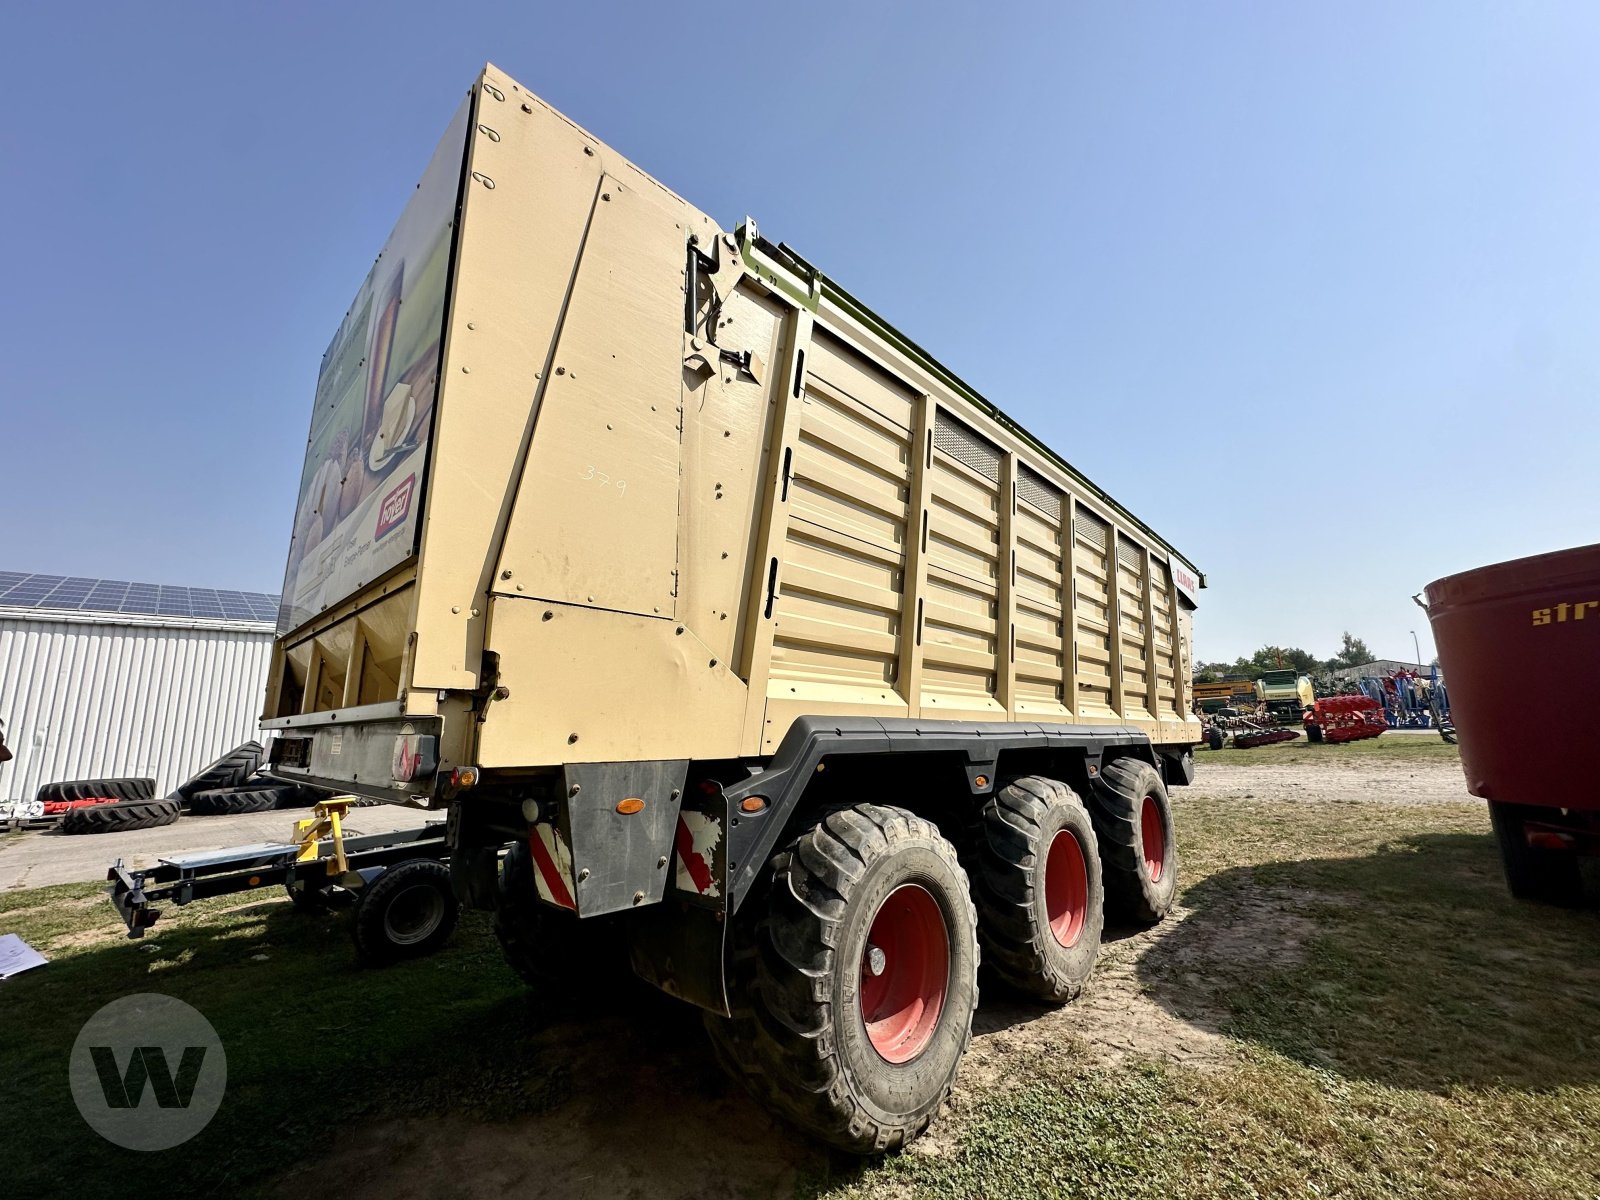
1194;632;1378;683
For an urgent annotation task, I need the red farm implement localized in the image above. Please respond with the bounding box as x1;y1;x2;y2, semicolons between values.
1304;696;1386;745
1201;711;1301;749
1231;722;1301;749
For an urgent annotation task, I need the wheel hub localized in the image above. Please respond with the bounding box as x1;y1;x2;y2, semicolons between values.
1043;829;1089;947
383;882;445;945
858;883;950;1064
1140;796;1166;883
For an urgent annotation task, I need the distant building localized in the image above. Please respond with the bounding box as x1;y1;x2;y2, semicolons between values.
0;571;278;801
1328;659;1432;683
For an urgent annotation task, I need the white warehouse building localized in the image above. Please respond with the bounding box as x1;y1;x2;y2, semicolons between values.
0;571;279;802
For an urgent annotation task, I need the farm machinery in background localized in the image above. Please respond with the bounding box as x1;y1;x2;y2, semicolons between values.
1197;702;1303;750
1194;670;1309;749
1192;676;1260;713
1193;660;1454;751
1302;695;1386;744
1361;666;1453;742
1256;669;1315;722
1307;666;1453;744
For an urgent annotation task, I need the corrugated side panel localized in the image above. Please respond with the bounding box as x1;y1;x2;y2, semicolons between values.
768;329;914;700
923;412;1003;713
1013;466;1068;718
1151;559;1180;715
1115;533;1153;720
0;615;272;801
1072;508;1116;716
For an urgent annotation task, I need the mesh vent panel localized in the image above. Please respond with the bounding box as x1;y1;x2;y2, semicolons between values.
933;410;1001;483
1016;464;1062;519
1074;506;1110;550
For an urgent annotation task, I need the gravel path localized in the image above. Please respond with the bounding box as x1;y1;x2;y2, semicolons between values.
0;803;435;890
1190;756;1477;806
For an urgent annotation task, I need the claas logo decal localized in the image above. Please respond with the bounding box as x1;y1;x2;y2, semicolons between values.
374;474;416;540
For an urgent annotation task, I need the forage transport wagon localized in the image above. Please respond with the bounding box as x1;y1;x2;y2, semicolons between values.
262;64;1205;1152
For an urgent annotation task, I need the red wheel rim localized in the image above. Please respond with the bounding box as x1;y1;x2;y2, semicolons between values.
1140;795;1166;882
1043;830;1088;947
859;883;949;1064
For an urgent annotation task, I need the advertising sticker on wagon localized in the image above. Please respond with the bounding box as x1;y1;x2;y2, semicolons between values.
277;96;469;633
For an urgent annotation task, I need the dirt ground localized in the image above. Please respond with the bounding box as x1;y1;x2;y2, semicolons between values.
1194;754;1476;807
272;753;1483;1200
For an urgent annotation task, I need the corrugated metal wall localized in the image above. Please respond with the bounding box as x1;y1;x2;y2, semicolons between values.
0;611;273;801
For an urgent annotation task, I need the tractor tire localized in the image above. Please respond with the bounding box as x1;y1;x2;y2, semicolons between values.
267;781;326;809
36;777;155;804
184;784;295;816
705;804;979;1155
57;795;181;835
969;777;1103;1004
1489;803;1581;906
171;742;263;801
1205;728;1225;752
1306;723;1325;744
352;858;459;964
493;840;628;994
1088;759;1179;925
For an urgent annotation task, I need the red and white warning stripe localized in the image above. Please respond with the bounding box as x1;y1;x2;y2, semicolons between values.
674;812;721;898
527;822;577;911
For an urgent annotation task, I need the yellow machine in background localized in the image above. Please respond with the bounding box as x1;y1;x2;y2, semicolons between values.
1192;676;1259;713
1256;669;1315;721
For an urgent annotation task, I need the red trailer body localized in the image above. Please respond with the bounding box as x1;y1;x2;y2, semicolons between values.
1423;543;1600;902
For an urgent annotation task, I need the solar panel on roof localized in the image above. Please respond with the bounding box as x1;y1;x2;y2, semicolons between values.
0;572;280;623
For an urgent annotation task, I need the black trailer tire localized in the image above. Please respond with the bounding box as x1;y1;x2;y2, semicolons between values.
705;803;979;1155
1489;803;1582;907
352;859;459;964
1306;723;1324;744
36;777;156;804
272;782;325;809
171;741;263;800
493;840;628;994
57;796;181;835
185;784;295;816
1088;759;1179;925
1205;727;1225;752
969;777;1103;1004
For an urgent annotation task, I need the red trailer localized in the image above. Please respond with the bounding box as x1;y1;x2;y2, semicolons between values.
1422;544;1600;904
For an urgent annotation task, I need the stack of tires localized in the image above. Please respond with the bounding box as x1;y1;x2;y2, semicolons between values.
44;741;323;834
45;777;182;834
175;742;320;816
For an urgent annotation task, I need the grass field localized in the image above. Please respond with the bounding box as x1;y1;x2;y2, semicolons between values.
3;746;1597;1198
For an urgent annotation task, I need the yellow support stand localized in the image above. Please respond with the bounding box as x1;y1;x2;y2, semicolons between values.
293;797;355;878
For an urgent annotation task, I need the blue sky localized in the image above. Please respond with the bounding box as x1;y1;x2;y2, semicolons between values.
3;2;1596;665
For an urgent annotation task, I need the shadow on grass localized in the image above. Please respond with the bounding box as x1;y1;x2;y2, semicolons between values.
3;897;820;1199
1136;829;1600;1094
